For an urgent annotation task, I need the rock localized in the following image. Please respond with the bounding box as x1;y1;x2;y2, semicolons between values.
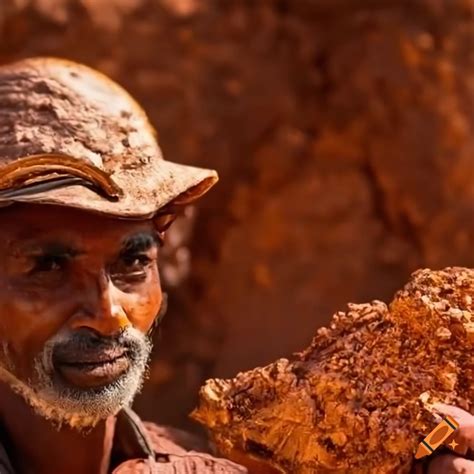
192;267;474;473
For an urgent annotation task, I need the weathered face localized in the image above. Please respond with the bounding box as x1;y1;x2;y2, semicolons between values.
0;204;163;427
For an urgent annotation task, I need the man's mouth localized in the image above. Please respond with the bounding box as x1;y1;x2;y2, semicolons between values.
53;347;131;389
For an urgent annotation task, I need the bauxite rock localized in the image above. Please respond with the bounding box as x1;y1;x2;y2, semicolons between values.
193;267;474;473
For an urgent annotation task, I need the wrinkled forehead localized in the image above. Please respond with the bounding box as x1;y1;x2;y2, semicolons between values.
0;203;156;254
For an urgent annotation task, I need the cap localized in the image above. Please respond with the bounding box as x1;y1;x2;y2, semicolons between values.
0;57;218;219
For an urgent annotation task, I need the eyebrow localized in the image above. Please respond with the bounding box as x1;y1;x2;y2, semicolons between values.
20;242;82;258
12;232;159;259
120;232;160;255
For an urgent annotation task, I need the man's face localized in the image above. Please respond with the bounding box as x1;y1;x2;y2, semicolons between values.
0;204;163;427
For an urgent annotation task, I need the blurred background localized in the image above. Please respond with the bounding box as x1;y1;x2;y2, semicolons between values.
1;0;474;433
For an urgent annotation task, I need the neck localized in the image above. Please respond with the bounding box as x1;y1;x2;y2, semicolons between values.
0;382;116;474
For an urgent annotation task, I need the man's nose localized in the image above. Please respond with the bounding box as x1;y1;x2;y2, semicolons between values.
69;269;131;336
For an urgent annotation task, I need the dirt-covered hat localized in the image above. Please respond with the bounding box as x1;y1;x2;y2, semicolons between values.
0;57;218;219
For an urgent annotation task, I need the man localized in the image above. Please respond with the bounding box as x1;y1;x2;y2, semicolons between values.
0;57;246;473
0;57;470;474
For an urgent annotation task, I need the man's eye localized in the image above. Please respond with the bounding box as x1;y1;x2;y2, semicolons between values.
111;254;152;280
122;255;151;269
31;255;68;273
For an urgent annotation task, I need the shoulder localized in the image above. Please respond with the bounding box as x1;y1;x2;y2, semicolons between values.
142;422;207;455
114;455;247;473
142;422;248;473
112;410;248;474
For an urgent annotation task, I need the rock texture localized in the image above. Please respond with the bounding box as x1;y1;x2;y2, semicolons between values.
1;0;474;430
193;267;474;473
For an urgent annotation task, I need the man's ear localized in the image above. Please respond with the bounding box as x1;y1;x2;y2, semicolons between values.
153;200;194;242
153;213;178;233
153;176;211;232
153;212;178;245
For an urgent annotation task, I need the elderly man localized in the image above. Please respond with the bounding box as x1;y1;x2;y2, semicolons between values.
0;57;246;473
0;57;470;474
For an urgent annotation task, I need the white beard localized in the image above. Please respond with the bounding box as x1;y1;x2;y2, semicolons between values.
0;327;152;431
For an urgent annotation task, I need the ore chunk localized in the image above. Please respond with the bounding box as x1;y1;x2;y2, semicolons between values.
193;268;474;473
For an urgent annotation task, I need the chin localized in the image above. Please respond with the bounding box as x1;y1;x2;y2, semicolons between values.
0;359;148;431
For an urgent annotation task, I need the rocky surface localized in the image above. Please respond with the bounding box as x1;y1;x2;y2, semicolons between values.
193;267;474;473
1;0;474;429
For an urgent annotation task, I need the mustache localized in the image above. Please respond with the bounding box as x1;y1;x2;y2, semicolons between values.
50;328;148;364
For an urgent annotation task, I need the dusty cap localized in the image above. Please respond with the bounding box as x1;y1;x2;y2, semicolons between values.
0;57;218;219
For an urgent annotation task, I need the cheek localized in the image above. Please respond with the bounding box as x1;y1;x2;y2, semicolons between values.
125;272;162;334
0;285;71;377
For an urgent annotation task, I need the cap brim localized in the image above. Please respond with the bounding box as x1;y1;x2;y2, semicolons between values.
0;159;218;219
